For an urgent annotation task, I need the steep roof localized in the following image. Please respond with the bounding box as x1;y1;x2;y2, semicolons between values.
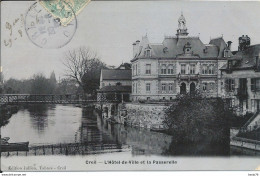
116;63;131;70
209;37;227;58
221;44;260;70
98;85;131;92
101;69;132;80
132;36;228;61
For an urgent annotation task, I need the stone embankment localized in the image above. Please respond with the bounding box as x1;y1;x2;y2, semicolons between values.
114;103;168;130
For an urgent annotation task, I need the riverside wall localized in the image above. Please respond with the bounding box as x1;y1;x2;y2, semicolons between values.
114;103;169;130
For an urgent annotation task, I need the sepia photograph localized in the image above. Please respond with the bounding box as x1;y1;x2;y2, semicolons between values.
0;0;260;172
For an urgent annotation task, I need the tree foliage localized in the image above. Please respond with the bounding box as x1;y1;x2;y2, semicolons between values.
30;73;56;94
164;92;236;155
62;47;107;95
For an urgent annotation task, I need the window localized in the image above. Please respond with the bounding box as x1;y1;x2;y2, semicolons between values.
202;65;208;74
133;83;135;93
181;64;186;74
170;97;173;100
190;64;195;74
209;82;215;92
251;78;260;92
146;83;150;92
169;83;173;91
135;64;138;75
162;97;166;100
145;64;151;74
147;97;150;100
136;83;138;93
161;64;167;74
208;65;214;74
202;82;207;91
133;66;135;76
225;79;235;92
146;50;151;57
162;83;166;91
168;65;174;74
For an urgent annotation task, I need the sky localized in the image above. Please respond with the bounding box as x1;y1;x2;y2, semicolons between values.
2;1;260;80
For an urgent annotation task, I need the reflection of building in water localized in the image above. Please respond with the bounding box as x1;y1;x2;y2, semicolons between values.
79;108;119;144
97;114;172;155
220;35;260;114
131;13;232;101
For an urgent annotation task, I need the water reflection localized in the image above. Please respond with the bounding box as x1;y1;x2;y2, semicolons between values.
27;104;54;133
2;105;259;156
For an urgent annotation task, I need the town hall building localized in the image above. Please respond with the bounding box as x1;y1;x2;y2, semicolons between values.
131;13;232;101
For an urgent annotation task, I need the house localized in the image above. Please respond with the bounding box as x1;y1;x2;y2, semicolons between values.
97;63;132;102
131;13;232;101
220;35;260;114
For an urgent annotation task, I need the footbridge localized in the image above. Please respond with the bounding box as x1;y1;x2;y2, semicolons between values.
0;94;118;106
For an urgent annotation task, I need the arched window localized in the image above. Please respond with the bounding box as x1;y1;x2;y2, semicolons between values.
161;64;167;74
168;65;174;74
208;64;214;74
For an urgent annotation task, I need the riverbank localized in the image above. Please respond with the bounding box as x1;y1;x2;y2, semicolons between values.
230;136;260;151
0;104;21;127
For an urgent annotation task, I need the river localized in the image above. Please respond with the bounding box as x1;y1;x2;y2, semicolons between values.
1;104;260;171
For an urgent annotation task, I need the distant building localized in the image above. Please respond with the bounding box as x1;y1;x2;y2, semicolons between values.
131;13;232;101
97;63;132;102
99;63;131;89
220;35;260;114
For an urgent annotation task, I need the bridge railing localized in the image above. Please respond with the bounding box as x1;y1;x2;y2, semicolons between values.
0;94;94;104
0;94;119;105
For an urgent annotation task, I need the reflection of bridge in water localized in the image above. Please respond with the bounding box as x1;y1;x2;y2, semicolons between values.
1;142;131;157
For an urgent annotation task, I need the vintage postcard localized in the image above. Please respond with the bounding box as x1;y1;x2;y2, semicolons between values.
0;0;260;172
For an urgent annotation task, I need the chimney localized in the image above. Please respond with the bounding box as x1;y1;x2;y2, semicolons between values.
238;35;250;51
132;42;136;57
227;41;232;50
256;55;260;72
134;40;140;57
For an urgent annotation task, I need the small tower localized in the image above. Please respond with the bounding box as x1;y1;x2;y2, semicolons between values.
176;12;189;37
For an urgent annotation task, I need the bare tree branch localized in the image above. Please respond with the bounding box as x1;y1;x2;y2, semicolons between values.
62;47;107;95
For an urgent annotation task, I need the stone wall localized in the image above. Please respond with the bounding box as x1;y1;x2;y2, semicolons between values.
230;136;260;151
115;103;168;130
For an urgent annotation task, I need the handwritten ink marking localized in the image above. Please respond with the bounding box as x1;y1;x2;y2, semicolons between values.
6;22;12;36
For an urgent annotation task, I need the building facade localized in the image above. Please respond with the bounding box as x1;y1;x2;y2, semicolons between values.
131;13;232;101
99;63;132;89
97;63;132;102
220;35;260;114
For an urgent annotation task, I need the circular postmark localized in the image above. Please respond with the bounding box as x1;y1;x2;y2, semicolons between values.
25;2;77;49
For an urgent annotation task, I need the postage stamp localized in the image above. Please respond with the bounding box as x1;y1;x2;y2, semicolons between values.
24;1;77;48
39;0;91;26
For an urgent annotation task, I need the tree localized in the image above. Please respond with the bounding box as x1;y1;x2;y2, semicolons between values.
30;73;55;94
163;92;236;155
3;78;32;94
62;47;107;95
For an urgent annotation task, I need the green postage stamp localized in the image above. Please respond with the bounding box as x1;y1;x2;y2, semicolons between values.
39;0;91;26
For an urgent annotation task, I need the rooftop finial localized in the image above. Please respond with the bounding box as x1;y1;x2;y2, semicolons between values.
176;12;188;37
